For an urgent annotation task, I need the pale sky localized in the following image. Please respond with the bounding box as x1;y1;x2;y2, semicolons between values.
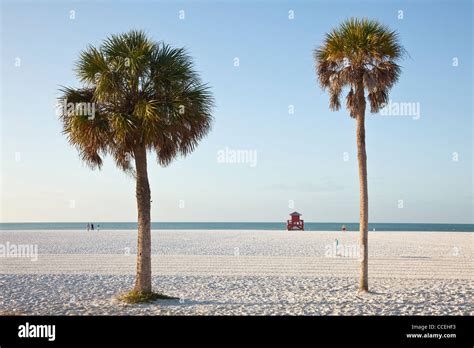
1;0;472;223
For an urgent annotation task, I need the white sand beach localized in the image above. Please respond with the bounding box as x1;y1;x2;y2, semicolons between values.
0;230;472;315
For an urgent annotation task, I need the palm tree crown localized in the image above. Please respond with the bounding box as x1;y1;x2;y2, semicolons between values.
314;18;405;116
59;30;213;172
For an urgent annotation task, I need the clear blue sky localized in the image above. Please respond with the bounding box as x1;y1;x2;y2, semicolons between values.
1;0;472;223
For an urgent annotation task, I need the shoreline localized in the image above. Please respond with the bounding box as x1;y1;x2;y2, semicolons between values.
2;222;473;233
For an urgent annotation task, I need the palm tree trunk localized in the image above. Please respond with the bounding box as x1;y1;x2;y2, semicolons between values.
133;144;152;293
356;81;369;292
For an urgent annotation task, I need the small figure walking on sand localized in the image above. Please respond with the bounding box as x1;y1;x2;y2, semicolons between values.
97;224;100;232
86;223;90;232
342;224;346;232
91;223;94;231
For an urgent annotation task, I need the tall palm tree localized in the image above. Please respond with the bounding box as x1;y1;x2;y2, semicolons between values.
59;30;213;295
314;18;404;291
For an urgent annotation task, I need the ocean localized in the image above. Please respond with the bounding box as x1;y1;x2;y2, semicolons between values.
0;222;472;232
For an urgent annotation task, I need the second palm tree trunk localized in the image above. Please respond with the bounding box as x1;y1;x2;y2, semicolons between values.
356;82;369;292
134;144;152;293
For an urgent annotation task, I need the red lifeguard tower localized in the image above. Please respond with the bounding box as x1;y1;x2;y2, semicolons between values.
287;211;304;231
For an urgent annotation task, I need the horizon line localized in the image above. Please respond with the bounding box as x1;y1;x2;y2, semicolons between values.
1;221;473;225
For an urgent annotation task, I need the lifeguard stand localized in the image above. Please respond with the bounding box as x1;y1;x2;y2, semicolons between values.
287;212;304;231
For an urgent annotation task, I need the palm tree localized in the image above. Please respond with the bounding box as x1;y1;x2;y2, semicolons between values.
314;18;404;291
59;30;213;296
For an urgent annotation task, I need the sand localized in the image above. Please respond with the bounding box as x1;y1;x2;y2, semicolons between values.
0;230;472;315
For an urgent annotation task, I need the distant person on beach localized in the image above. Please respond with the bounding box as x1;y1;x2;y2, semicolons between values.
86;223;90;232
91;223;94;231
342;225;346;232
97;224;100;232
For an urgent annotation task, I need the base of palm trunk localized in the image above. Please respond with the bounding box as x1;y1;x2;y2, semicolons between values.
118;290;178;304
